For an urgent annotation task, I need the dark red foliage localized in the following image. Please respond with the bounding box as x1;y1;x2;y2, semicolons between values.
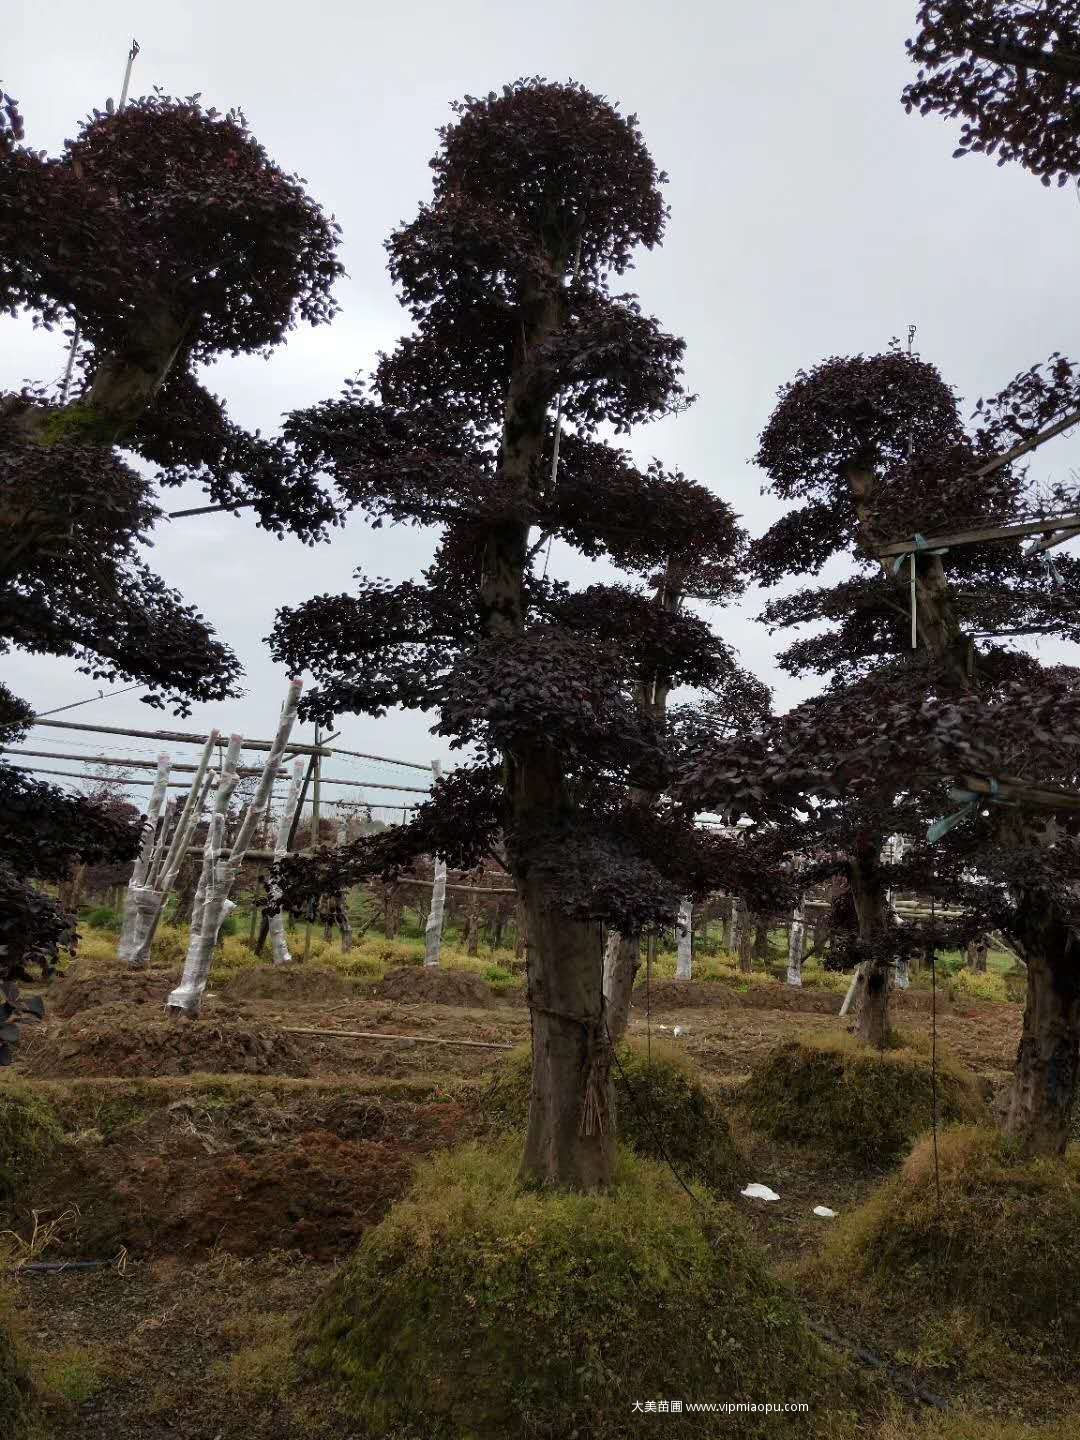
414;79;668;285
0;430;242;712
268;79;753;929
903;2;1080;186
750;349;1080;683
1;90;341;356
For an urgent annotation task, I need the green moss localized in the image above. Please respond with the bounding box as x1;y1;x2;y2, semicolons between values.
878;1412;1079;1440
36;402;117;447
1;1285;36;1439
302;1138;858;1439
804;1126;1080;1375
0;1083;63;1210
38;1345;107;1404
482;1038;743;1194
742;1031;984;1162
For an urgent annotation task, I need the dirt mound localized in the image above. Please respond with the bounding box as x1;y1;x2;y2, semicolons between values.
803;1126;1080;1376
633;979;743;1014
304;1138;859;1439
42;1130;420;1260
22;1012;310;1079
13;1088;475;1261
743;1032;985;1162
376;966;499;1008
737;985;842;1014
219;965;359;1003
48;969;172;1018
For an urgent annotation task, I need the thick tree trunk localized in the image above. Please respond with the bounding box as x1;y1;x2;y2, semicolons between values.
737;917;753;974
1002;896;1080;1156
850;842;893;1049
383;896;402;939
83;305;189;437
787;899;805;986
603;929;640;1044
754;920;769;965
965;936;989;973
516;746;613;1190
521;881;612;1190
675;898;693;980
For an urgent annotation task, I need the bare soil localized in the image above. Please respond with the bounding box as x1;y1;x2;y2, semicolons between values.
1;951;1039;1437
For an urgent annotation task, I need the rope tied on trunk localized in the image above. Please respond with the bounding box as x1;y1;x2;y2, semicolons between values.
527;999;612;1138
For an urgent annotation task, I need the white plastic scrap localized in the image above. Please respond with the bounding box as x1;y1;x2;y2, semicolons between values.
813;1205;838;1219
740;1183;780;1202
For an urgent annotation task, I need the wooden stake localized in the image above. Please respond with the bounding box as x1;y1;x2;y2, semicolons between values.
282;1026;513;1051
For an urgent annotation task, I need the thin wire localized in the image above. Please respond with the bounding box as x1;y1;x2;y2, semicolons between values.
35;683;146;717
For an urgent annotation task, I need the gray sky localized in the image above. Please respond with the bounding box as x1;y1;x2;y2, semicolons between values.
6;0;1080;804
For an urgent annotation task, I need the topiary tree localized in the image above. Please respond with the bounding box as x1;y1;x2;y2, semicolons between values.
751;347;1080;1054
904;2;1080;188
267;79;748;1189
0;80;342;1009
682;344;1080;1151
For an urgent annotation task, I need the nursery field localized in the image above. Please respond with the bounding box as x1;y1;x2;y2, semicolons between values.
3;923;1074;1439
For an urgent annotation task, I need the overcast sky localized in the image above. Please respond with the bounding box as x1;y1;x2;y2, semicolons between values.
6;0;1080;805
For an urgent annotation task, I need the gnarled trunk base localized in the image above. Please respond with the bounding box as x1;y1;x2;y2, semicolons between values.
1003;917;1080;1157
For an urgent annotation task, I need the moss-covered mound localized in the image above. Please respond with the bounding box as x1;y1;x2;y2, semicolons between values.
742;1031;984;1162
482;1038;743;1194
0;1081;63;1211
877;1412;1077;1440
805;1127;1080;1375
302;1139;857;1439
1;1286;35;1439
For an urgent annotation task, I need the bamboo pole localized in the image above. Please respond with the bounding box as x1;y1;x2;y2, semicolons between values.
31;716;330;756
168;681;303;1016
268;758;306;967
282;1026;513;1050
303;725;321;963
424;759;447;968
128;733;219;966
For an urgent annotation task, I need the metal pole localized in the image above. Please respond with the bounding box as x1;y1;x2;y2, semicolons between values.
303;724;321;961
59;41;140;405
118;39;140;109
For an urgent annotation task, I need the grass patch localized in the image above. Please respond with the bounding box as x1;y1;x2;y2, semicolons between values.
742;1031;984;1163
802;1126;1080;1378
948;968;1009;1004
0;1082;63;1210
62;923;522;995
0;1283;35;1438
37;1345;107;1405
875;1410;1080;1439
482;1038;744;1194
301;1137;859;1439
